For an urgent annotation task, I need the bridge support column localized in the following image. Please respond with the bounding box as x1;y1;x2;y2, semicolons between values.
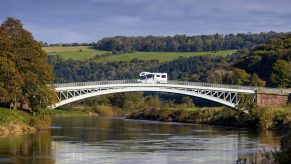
256;93;289;107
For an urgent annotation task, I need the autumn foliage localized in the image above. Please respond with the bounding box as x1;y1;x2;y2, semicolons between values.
0;18;57;113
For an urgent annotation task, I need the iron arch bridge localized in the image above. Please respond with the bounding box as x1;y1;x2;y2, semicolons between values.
52;80;288;109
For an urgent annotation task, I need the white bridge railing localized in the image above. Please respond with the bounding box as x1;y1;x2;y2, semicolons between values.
54;80;291;94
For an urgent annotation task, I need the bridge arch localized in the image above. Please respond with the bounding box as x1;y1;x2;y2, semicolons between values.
52;80;291;110
52;86;239;109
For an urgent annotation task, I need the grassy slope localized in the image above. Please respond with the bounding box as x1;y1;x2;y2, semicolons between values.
43;46;110;61
0;107;29;124
97;50;237;62
0;107;37;137
44;46;237;62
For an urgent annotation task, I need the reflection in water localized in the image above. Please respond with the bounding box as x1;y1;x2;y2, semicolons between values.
0;117;282;164
0;130;54;164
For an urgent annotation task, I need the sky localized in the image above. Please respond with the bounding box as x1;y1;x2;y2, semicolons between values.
0;0;291;43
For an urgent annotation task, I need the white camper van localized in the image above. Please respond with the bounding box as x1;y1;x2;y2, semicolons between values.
138;72;168;84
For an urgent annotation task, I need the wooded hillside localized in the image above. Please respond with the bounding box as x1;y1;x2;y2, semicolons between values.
49;34;291;88
95;32;284;52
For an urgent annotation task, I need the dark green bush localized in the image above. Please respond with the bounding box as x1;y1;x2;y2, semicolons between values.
272;132;291;164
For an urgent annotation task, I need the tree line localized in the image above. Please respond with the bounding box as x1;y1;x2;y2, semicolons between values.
95;32;285;52
48;55;267;86
40;42;96;47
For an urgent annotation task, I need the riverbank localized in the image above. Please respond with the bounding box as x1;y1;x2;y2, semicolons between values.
0;124;36;138
51;108;96;117
0;107;34;137
0;107;51;137
51;105;125;117
51;105;291;130
128;105;291;130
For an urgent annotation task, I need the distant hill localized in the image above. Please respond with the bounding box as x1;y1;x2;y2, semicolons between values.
47;32;290;88
44;32;288;62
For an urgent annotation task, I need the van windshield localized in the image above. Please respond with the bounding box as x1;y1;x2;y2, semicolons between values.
146;74;153;79
139;76;146;80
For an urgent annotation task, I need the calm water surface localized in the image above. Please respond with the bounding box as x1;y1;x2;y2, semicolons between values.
0;116;283;164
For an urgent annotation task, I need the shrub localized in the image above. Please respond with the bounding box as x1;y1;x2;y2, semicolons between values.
172;109;190;122
112;107;126;116
29;114;51;129
260;132;291;164
158;108;172;121
253;107;290;129
94;105;114;116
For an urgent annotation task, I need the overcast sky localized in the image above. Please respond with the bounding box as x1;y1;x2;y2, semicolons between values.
1;0;290;43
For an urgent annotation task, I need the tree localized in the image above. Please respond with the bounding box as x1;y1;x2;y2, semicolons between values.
144;96;160;109
249;73;266;87
206;69;234;84
233;68;251;85
0;18;57;113
0;19;23;108
121;92;144;111
269;60;291;88
181;96;194;107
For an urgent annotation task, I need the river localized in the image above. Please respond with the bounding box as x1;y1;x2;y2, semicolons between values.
0;116;283;164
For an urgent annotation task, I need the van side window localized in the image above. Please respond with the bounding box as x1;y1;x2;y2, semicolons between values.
161;75;166;78
157;75;160;77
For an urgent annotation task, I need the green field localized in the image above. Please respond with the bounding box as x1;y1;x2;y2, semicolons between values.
43;46;110;61
43;46;96;52
43;46;237;62
96;50;237;62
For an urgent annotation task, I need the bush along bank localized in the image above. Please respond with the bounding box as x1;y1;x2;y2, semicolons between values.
0;107;51;137
128;106;291;130
258;131;291;163
51;105;126;117
50;108;96;117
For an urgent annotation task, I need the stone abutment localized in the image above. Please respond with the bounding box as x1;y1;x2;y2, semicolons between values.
256;93;289;107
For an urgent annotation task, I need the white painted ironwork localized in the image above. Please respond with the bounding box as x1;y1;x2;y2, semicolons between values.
51;80;291;109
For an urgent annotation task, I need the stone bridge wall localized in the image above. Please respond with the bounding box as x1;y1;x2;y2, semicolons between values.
256;93;289;107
